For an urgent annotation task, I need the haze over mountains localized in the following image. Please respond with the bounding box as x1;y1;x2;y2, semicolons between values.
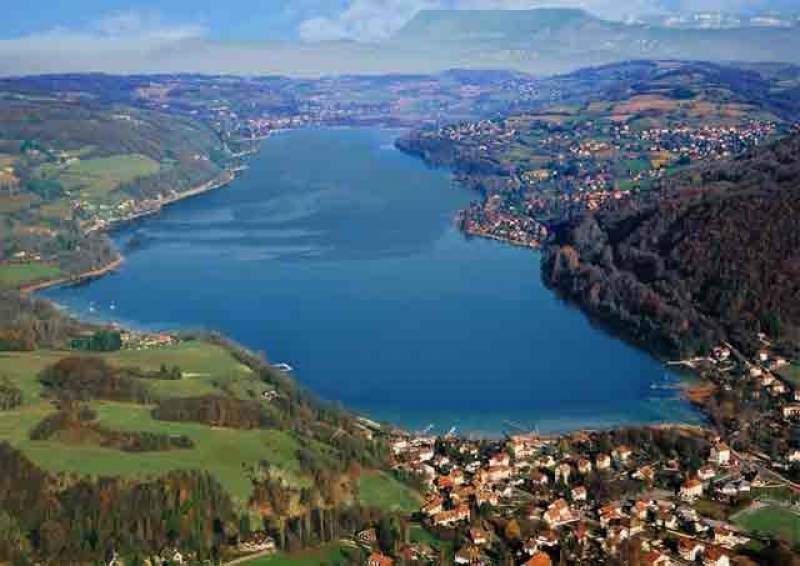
2;8;799;77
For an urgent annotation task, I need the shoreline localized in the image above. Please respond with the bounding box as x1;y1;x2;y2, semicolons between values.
20;131;712;439
19;256;125;294
18;169;239;295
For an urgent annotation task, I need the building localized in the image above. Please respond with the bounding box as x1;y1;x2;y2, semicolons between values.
432;505;470;527
680;478;704;500
596;454;612;470
454;545;483;565
703;546;730;566
709;443;731;466
367;552;394;566
571;485;588;502
524;551;552;566
678;538;705;562
698;465;716;481
642;550;670;565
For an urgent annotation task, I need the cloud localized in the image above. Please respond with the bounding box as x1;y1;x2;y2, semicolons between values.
299;0;441;41
297;0;787;41
22;11;207;43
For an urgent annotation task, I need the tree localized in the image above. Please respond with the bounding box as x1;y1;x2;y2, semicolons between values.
0;512;31;562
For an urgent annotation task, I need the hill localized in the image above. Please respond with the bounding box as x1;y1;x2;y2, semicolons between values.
2;9;800;76
394;8;604;43
0;96;229;289
543;131;800;358
391;8;800;74
0;298;416;561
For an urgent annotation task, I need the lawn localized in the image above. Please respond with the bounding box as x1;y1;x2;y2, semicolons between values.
735;505;800;546
37;154;160;201
358;471;421;513
0;340;302;503
0;340;269;402
0;400;310;503
239;543;350;565
0;262;61;288
777;363;800;386
105;340;268;400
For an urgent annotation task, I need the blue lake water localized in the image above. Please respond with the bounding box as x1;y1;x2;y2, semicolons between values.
44;128;701;435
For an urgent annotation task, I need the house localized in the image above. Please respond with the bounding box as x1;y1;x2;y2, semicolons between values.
544;498;576;527
698;465;716;481
703;546;730;566
680;478;704;500
632;499;650;520
783;405;800;419
613;445;632;463
356;528;378;545
596;454;612;470
366;552;394;566
577;458;592;474
432;504;470;527
487;465;512;482
634;465;656;483
678;538;704;562
421;496;443;516
713;526;742;548
536;530;559;547
489;452;510;467
788;450;800;463
709;443;731;466
523;551;552;566
536;455;556;469
555;462;572;484
530;471;549;486
571;485;588;502
599;503;625;527
237;532;276;553
469;527;489;546
454;545;483;565
642;550;670;566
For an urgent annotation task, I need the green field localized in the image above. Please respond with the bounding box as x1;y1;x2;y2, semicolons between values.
777;363;800;386
37;154;160;200
240;543;350;565
0;340;300;502
0;402;308;501
0;339;420;511
0;262;61;288
358;471;422;513
735;505;800;546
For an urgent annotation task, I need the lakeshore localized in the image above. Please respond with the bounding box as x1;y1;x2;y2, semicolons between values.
42;127;702;435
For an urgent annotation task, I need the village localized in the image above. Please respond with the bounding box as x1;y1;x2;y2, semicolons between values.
408;116;782;249
356;336;800;565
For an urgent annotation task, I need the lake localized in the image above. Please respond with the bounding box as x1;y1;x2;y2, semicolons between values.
44;128;701;435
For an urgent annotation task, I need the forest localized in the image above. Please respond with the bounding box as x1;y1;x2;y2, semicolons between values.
543;131;800;358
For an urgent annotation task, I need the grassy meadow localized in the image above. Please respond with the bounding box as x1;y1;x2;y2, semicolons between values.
36;153;160;200
0;338;418;511
735;505;800;546
0;262;62;288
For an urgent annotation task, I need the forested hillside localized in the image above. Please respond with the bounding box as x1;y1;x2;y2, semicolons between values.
544;131;800;358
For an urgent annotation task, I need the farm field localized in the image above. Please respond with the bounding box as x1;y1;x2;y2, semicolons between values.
358;471;422;513
0;340;302;502
239;543;350;565
0;262;61;288
36;153;160;200
0;338;419;511
735;505;800;546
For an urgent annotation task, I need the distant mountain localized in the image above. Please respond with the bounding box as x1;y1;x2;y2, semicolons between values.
393;8;607;43
390;8;800;74
1;8;800;76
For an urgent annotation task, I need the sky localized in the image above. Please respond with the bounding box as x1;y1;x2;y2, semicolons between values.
5;0;797;43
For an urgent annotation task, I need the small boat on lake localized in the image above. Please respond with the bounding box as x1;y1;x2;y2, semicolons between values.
271;362;294;372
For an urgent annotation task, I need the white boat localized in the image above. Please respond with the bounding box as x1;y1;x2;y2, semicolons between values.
271;362;294;372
